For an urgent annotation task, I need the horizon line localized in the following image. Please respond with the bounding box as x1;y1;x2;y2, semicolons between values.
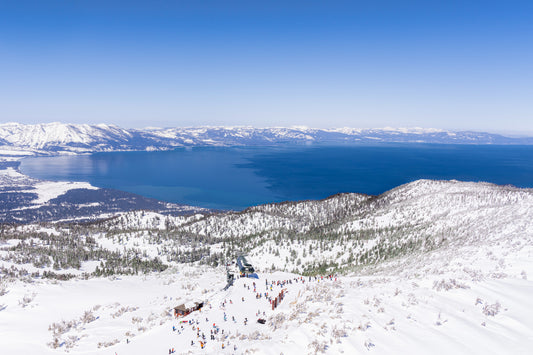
3;121;533;138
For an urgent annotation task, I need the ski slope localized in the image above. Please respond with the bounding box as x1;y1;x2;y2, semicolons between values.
1;234;532;355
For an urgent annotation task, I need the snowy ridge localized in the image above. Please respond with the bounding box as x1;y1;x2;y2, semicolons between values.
88;179;532;275
0;179;532;354
1;123;532;155
0;122;132;151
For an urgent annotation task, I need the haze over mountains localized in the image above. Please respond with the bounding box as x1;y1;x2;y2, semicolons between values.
1;122;532;155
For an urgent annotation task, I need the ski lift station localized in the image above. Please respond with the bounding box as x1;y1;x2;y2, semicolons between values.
236;255;254;273
236;255;258;279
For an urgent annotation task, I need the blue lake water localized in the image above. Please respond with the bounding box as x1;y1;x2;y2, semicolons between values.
20;145;533;210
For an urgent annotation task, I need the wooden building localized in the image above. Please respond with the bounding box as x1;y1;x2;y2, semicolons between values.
173;300;204;317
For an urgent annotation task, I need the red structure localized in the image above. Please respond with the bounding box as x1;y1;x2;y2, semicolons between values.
173;300;204;318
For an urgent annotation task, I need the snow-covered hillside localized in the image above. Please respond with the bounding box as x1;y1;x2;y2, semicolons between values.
1;122;532;155
89;179;531;275
0;122;132;152
1;179;532;354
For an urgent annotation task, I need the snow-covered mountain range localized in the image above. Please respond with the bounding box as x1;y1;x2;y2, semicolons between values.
1;122;532;155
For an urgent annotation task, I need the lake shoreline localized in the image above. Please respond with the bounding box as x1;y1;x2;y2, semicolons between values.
17;144;533;210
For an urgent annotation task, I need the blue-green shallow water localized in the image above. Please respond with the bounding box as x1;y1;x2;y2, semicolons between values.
20;145;533;210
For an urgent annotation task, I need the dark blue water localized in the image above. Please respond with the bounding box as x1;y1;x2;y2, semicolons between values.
20;145;533;210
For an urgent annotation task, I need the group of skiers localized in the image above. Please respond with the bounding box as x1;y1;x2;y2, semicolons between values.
171;314;238;351
167;274;337;352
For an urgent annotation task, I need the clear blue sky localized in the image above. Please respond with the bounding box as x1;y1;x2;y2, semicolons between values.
1;1;532;133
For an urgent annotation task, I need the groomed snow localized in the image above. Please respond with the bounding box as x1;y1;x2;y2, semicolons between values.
1;235;532;355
